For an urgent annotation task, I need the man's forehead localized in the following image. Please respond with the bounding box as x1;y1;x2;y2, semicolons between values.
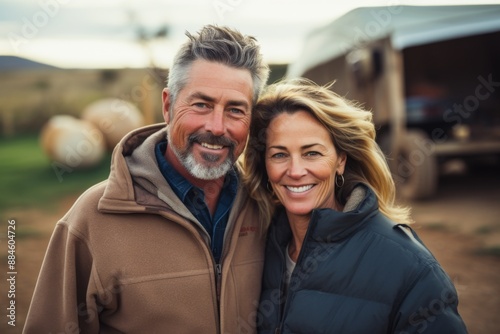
185;60;253;90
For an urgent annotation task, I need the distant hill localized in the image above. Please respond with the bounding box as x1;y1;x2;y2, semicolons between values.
0;56;59;71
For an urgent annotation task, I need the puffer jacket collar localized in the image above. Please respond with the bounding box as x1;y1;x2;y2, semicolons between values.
272;183;379;247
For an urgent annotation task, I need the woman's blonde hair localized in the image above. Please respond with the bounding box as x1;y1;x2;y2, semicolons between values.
241;78;411;228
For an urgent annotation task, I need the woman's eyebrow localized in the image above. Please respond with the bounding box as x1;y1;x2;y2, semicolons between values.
268;143;325;150
301;143;326;149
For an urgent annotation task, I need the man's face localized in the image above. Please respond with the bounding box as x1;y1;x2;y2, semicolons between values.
162;60;254;180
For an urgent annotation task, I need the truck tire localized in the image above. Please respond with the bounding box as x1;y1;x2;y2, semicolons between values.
396;130;438;200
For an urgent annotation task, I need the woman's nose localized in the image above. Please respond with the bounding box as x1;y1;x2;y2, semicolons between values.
287;157;307;178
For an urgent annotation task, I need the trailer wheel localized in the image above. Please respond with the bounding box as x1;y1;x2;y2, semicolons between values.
396;130;438;200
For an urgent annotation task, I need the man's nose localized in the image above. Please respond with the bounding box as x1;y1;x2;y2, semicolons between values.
205;108;225;136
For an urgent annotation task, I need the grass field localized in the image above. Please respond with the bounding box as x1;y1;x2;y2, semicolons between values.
0;135;111;219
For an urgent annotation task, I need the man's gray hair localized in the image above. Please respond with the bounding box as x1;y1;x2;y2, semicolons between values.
167;25;269;108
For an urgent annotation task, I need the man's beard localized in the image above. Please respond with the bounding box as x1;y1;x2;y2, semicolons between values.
167;130;236;180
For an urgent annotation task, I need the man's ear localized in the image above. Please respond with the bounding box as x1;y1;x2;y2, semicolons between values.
162;88;171;124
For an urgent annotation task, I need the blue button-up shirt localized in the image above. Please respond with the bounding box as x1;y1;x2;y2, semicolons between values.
155;140;238;263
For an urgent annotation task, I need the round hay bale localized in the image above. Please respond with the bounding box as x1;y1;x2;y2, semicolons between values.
40;115;106;169
81;98;144;149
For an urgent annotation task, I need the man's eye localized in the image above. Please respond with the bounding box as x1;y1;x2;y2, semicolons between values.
193;103;209;109
229;108;244;115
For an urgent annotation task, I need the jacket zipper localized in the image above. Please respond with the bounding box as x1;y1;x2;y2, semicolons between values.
274;211;318;333
215;191;242;304
271;228;287;334
155;189;244;334
215;263;222;303
215;190;245;334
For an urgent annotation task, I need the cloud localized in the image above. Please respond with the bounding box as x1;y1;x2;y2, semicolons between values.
2;0;497;68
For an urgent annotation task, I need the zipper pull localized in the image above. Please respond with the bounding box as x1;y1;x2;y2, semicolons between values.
216;263;222;302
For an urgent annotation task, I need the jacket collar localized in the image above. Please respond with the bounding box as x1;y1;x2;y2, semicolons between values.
272;183;379;246
97;123;198;221
97;124;166;213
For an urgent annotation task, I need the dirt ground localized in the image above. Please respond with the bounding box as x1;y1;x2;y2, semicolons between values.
405;162;500;334
1;163;499;333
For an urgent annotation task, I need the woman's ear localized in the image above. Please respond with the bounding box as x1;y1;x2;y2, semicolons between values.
337;152;347;175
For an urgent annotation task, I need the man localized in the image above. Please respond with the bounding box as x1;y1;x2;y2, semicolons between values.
24;25;269;333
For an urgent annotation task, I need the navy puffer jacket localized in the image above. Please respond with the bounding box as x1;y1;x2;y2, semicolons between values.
257;185;467;334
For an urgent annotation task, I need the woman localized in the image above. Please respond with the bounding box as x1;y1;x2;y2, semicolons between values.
242;79;467;333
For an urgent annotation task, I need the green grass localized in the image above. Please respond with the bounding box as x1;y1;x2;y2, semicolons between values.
9;226;42;239
0;135;111;217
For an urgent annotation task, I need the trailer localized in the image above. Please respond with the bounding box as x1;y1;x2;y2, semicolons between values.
287;5;500;199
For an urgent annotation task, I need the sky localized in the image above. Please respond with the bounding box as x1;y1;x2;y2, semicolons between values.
0;0;499;69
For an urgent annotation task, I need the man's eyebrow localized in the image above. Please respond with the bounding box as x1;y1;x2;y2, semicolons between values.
189;92;215;103
227;100;250;109
189;92;250;109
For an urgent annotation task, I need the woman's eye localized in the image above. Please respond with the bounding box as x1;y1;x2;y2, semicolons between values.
305;151;321;157
271;152;286;159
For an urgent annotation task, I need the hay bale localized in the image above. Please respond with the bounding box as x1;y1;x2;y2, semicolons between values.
40;115;106;169
81;98;144;149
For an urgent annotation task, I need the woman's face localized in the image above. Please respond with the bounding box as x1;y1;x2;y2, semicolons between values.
265;110;346;219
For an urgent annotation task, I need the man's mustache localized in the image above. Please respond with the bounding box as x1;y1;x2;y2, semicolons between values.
188;133;236;149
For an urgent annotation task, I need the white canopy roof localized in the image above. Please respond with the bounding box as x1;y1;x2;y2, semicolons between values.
287;5;500;78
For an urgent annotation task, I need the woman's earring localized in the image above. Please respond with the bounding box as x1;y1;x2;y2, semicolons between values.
336;174;345;188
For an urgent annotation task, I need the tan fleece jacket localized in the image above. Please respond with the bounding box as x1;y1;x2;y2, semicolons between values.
24;124;266;334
